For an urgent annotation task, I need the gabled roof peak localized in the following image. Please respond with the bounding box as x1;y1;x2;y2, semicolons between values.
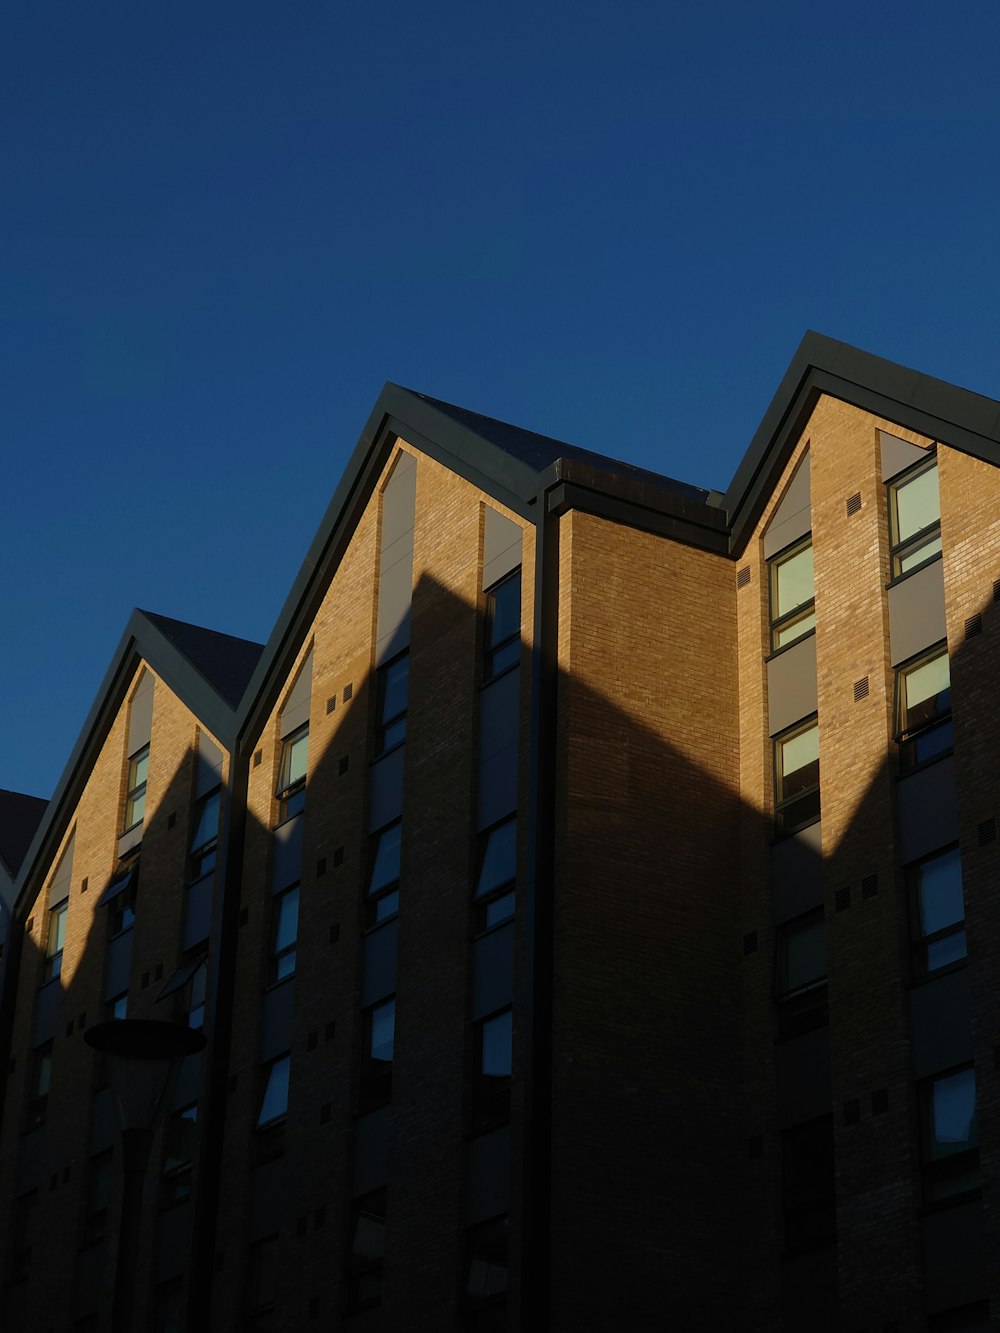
138;611;264;711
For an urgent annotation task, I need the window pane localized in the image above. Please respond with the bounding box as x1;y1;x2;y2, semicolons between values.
487;573;521;649
485;892;515;929
927;930;967;972
257;1056;290;1126
783;917;826;992
482;1010;512;1077
190;790;220;850
902;653;950;729
778;724;819;799
774;608;816;649
274;888;299;953
281;730;309;790
379;656;409;724
899;533;942;573
895;465;940;542
49;903;68;955
476;819;517;899
130;748;150;788
372;890;399;925
914;848;964;937
370;1000;395;1064
773;544;814;620
928;1068;978;1159
369;823;402;895
127;788;147;827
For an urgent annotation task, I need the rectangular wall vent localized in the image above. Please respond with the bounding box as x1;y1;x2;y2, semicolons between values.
846;491;862;516
861;873;879;900
853;676;870;702
835;886;851;913
326;695;336;714
994;578;1000;604
742;930;758;956
978;817;996;847
737;565;751;589
747;1134;763;1159
843;1098;861;1126
965;612;983;640
871;1088;889;1115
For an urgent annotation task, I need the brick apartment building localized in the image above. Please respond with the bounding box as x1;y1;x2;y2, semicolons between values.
0;332;998;1331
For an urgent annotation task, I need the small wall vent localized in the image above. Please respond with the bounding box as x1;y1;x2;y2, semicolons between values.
965;612;983;640
861;873;879;900
978;817;996;847
737;565;751;589
846;491;862;516
835;886;851;913
843;1098;861;1126
326;695;336;714
871;1088;889;1115
253;749;263;769
853;676;870;702
343;683;353;701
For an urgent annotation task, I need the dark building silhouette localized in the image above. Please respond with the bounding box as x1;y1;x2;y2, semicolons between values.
1;332;999;1330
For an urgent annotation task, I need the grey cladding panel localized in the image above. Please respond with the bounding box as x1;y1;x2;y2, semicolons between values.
103;930;133;1000
767;634;818;737
482;507;523;590
775;1026;832;1129
771;822;823;925
888;559;946;666
909;969;973;1079
117;823;143;859
183;875;213;951
353;1105;390;1197
250;1159;287;1241
466;1126;510;1225
763;453;811;559
271;813;304;894
472;923;514;1019
880;429;930;483
361;921;398;1007
921;1202;986;1315
375;556;413;665
380;450;417;544
47;831;75;907
279;647;313;739
376;453;417;665
127;669;155;756
195;732;224;798
32;981;61;1046
156;1201;192;1282
261;978;295;1062
368;747;405;832
897;757;958;864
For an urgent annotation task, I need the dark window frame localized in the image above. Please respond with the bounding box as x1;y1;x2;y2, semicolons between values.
123;743;150;833
894;642;953;774
346;1188;386;1312
374;652;409;756
888;452;942;579
483;568;522;682
773;715;821;835
43;899;68;984
781;1115;836;1253
473;815;517;935
160;1102;198;1208
25;1041;53;1132
275;724;309;823
366;821;401;929
768;536;815;653
269;885;299;983
360;997;395;1111
188;785;221;883
908;844;966;979
920;1063;982;1206
472;1005;513;1132
774;909;828;1038
464;1213;509;1312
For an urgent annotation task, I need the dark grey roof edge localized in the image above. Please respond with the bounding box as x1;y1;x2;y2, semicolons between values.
725;331;1000;554
11;611;242;917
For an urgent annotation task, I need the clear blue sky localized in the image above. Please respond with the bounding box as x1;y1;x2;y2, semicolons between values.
4;0;1000;799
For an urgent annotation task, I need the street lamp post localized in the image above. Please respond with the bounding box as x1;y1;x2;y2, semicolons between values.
84;1019;206;1333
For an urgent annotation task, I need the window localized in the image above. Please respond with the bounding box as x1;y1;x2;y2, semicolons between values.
161;1103;197;1206
188;787;220;881
152;1278;185;1333
484;569;521;680
375;653;408;755
889;454;941;576
367;822;401;926
244;1235;278;1330
275;725;308;821
108;992;128;1021
9;1190;35;1283
774;718;820;834
473;1008;512;1131
781;1117;835;1252
465;1215;508;1311
347;1189;386;1311
775;911;828;1037
910;846;966;976
474;817;516;932
123;743;150;832
25;1042;52;1130
104;867;137;938
82;1151;113;1246
921;1066;981;1203
257;1054;290;1128
769;538;815;651
43;900;68;983
187;963;207;1030
270;886;299;982
361;998;395;1109
896;646;952;772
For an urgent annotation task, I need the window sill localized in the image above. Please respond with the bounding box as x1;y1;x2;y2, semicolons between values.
765;625;816;663
886;550;942;590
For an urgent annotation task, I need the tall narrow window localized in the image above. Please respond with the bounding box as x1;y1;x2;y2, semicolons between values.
769;538;815;650
123;744;150;832
474;816;516;931
473;1008;512;1130
367;822;401;926
10;1190;35;1282
375;653;409;755
921;1066;981;1202
781;1117;836;1252
361;999;395;1109
244;1235;278;1330
188;787;220;881
910;846;966;975
275;725;308;821
775;911;827;1037
43;900;68;983
256;1054;290;1161
889;454;941;576
896;645;952;772
465;1215;509;1313
26;1042;53;1130
774;718;820;834
271;886;299;981
348;1189;386;1311
484;569;522;680
161;1104;198;1205
82;1151;113;1246
102;866;138;938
